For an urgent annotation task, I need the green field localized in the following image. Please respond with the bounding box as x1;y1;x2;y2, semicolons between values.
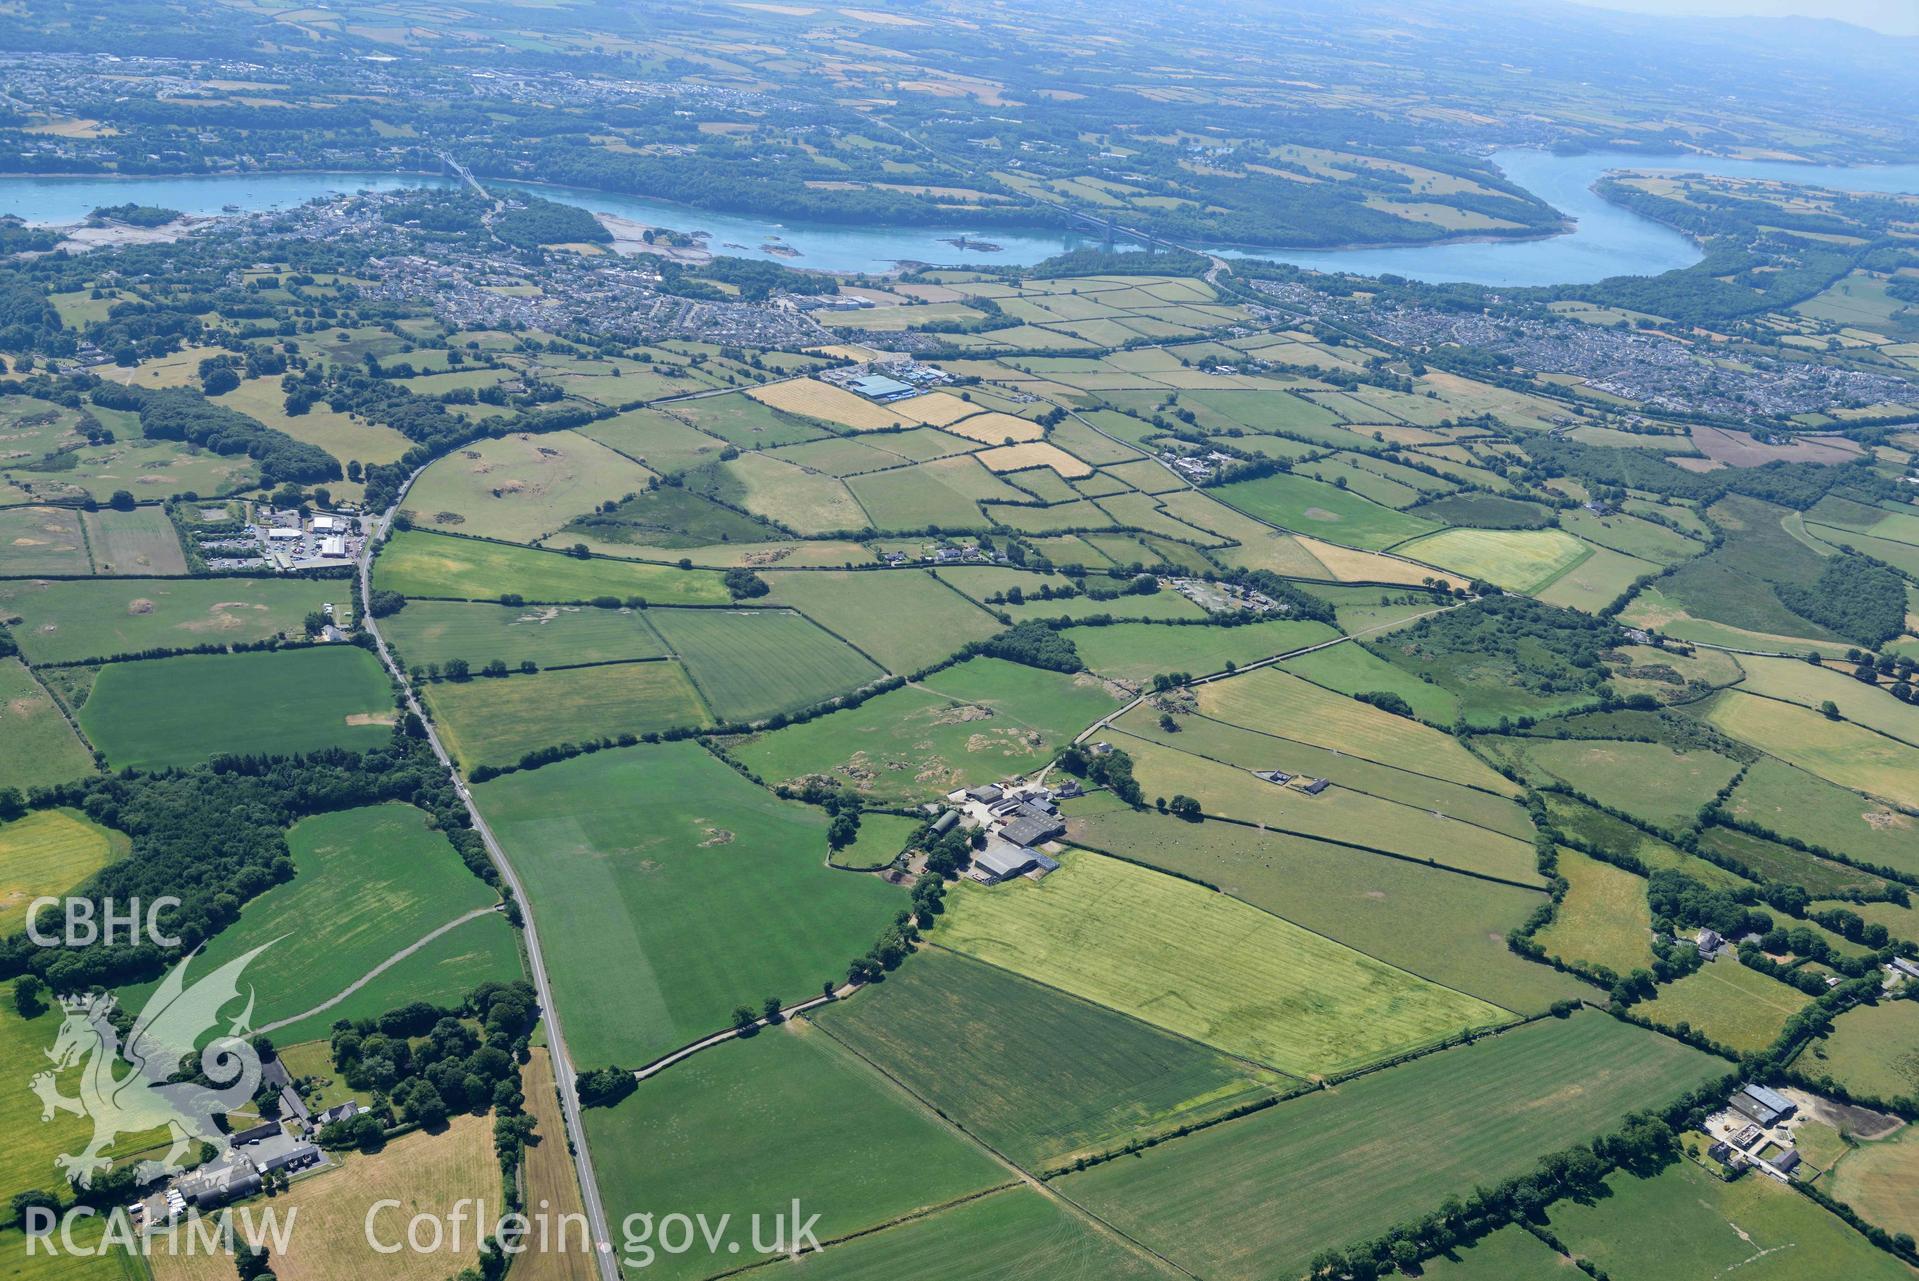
732;656;1122;802
402;431;657;545
1068;619;1336;685
0;577;340;664
1396;527;1592;593
584;1024;1005;1281
1198;665;1518;793
1541;794;1750;890
1708;690;1919;810
738;1186;1169;1281
1534;848;1654;977
647;607;884;723
1055;1013;1725;1281
1827;1122;1919;1242
76;646;393;770
117;804;499;1033
578;407;728;475
1634;958;1813;1052
814;948;1286;1169
424;660;709;769
1476;736;1742;832
1696;825;1887;897
1280;641;1461;723
1066;806;1581;1013
274;910;523;1046
0;505;89;575
80;506;187;576
1545;1156;1908;1281
1736;654;1919;746
1804;999;1919;1102
1113;733;1541;884
1726;758;1919;878
668;391;831;447
935;851;1510;1077
1559;507;1703;566
0;809;122;935
380;601;668;671
1414;1226;1575;1279
764;569;1002;674
374;530;729;605
936;567;1207;622
0;659;94;789
1209;472;1441;550
475;742;902;1065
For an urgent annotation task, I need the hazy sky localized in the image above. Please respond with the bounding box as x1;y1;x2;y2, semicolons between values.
1570;0;1919;35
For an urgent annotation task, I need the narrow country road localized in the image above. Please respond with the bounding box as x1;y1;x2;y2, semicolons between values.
356;474;623;1281
256;907;497;1037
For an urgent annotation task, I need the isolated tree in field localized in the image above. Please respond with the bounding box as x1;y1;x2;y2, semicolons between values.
108;489;135;511
762;996;784;1024
12;975;47;1019
1820;699;1841;720
444;657;471;682
731;1005;758;1035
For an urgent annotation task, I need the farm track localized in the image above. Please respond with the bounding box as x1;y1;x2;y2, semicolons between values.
359;467;622;1281
255;906;499;1037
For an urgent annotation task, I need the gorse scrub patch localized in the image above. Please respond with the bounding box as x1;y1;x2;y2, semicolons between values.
1774;553;1906;648
979;619;1082;672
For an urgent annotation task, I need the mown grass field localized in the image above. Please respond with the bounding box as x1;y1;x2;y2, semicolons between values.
1804;999;1919;1102
1209;472;1441;550
374;530;729;605
475;742;902;1065
584;1025;1006;1281
0;808;122;935
732;657;1122;802
0;1224;142;1281
1198;666;1517;793
1634;958;1813;1052
935;567;1209;622
1114;734;1541;884
935;851;1510;1077
425;661;708;769
1056;1013;1724;1281
220;375;412;465
117;804;499;1033
1068;806;1579;1013
1534;848;1654;977
1282;642;1460;724
648;607;884;723
1726;757;1919;878
814;948;1286;1169
1708;690;1919;810
1545;1157;1908;1281
381;601;667;670
0;577;339;664
752;1186;1169;1281
1476;737;1742;832
763;569;1002;674
77;646;393;771
1068;619;1337;685
80;506;187;575
0;659;95;789
1396;527;1592;593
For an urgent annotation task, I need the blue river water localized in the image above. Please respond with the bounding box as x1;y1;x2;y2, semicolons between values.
4;149;1919;284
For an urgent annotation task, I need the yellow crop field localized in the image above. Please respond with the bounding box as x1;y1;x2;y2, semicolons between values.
740;377;905;433
942;410;1045;444
746;378;908;430
0;809;122;935
147;1114;498;1281
977;441;1095;478
1395;527;1591;593
1294;536;1465;589
898;390;987;426
514;1049;597;1281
